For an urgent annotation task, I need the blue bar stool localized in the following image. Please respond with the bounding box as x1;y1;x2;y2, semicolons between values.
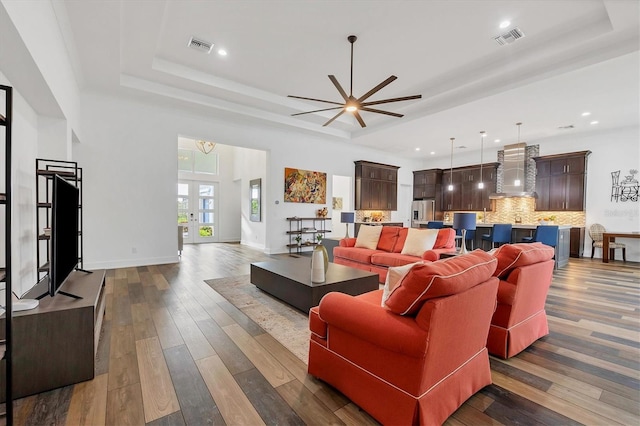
426;221;443;229
481;224;512;250
522;225;558;248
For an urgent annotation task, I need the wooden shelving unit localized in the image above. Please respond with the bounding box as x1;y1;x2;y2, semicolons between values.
35;159;83;280
286;217;331;255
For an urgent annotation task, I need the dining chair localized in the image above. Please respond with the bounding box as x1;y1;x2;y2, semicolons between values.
481;224;512;250
589;223;626;261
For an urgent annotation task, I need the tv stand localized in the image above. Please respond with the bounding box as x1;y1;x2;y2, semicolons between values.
0;269;106;401
57;290;83;300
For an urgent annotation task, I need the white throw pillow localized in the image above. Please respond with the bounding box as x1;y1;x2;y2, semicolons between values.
354;225;383;249
400;228;438;257
381;262;423;307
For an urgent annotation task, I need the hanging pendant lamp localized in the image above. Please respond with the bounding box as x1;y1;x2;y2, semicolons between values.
514;123;522;187
448;138;455;191
478;131;485;189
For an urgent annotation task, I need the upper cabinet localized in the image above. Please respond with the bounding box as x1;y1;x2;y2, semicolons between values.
534;151;590;211
355;161;399;210
441;163;498;211
413;169;442;199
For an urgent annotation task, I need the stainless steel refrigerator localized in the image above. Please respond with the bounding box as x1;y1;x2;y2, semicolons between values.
411;200;435;228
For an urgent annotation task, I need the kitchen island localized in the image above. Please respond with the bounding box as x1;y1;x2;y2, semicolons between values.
435;223;573;268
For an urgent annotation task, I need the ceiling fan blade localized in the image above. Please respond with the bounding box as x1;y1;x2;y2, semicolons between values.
291;106;344;116
287;95;343;106
357;76;397;103
323;110;345;127
328;75;349;101
361;94;422;107
360;107;403;118
353;111;367;128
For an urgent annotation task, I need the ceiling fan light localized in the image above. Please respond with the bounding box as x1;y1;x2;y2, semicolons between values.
345;105;358;112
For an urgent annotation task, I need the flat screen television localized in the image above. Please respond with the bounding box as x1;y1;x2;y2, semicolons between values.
49;174;80;297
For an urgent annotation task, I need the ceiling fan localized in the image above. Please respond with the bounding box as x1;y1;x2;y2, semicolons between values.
288;35;422;128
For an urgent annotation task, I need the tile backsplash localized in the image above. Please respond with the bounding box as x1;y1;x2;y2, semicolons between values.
446;197;586;226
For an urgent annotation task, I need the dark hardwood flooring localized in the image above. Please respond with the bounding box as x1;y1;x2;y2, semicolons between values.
3;243;639;425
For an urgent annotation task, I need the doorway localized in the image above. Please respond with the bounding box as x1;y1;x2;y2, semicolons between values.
178;180;219;243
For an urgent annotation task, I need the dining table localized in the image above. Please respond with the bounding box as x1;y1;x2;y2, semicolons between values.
602;231;640;262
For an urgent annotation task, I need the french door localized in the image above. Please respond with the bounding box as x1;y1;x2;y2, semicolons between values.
178;180;219;243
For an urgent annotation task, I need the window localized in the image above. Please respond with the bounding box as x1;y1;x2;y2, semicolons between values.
178;149;218;174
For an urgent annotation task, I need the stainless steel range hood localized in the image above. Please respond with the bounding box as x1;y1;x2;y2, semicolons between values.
489;142;535;199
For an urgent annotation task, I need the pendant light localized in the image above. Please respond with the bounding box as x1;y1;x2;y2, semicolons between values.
478;131;486;189
514;123;522;187
448;137;455;191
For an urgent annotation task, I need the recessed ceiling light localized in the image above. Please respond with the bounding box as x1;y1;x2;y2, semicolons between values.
415;147;421;151
430;151;435;155
494;139;501;143
590;120;599;125
581;112;591;116
499;20;511;29
217;49;227;56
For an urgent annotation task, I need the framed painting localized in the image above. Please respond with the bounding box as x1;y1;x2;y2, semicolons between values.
284;168;327;204
250;178;261;222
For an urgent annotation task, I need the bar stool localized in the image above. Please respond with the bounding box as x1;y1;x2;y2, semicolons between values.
426;221;443;229
521;225;558;248
481;224;512;250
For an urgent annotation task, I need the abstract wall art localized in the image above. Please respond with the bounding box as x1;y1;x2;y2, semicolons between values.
284;168;327;204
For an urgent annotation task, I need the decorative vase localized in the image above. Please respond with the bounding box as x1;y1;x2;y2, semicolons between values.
311;244;329;283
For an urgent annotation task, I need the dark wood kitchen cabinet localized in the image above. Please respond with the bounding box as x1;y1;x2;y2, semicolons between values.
413;169;442;199
442;164;498;211
355;161;399;210
534;151;590;211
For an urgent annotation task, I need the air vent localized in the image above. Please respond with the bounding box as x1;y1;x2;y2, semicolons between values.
558;124;575;130
188;36;213;53
494;28;525;46
457;145;467;149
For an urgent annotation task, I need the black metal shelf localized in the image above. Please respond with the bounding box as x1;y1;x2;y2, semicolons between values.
1;83;14;423
35;159;84;281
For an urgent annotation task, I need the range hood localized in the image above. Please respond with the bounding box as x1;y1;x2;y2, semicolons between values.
489;142;536;199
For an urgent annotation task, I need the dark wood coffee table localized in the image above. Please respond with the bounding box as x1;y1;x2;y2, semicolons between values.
250;257;379;313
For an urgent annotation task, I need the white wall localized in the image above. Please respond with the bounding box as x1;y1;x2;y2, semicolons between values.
235;146;267;249
0;72;39;298
330;175;353;239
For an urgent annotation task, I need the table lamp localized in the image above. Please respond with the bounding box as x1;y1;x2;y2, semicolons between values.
341;212;355;238
453;212;477;255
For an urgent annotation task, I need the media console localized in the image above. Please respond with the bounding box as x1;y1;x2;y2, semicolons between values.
0;269;106;401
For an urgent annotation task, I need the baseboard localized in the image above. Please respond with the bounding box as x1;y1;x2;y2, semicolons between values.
240;240;266;251
83;255;179;270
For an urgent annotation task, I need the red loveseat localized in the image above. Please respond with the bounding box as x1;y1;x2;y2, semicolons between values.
333;226;456;283
487;242;556;358
309;250;499;426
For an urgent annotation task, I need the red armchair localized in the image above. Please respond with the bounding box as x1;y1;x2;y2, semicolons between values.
487;243;556;358
309;250;499;426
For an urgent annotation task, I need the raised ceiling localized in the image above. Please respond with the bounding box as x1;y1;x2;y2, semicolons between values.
60;0;639;158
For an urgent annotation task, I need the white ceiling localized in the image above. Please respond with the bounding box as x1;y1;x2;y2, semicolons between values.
59;0;639;159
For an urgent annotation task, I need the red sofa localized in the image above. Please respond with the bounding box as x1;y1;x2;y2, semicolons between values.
333;226;456;283
309;250;499;426
487;243;556;358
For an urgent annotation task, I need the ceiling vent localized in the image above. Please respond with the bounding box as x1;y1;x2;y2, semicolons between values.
558;124;575;130
494;28;525;46
188;36;213;53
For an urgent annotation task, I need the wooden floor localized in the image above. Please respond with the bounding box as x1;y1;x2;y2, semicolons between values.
4;243;639;425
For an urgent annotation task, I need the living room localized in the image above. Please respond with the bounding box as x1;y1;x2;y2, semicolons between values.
1;1;639;424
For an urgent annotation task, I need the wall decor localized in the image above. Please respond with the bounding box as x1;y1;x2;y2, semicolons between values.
284;168;326;204
332;197;343;210
611;169;638;203
250;178;261;221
